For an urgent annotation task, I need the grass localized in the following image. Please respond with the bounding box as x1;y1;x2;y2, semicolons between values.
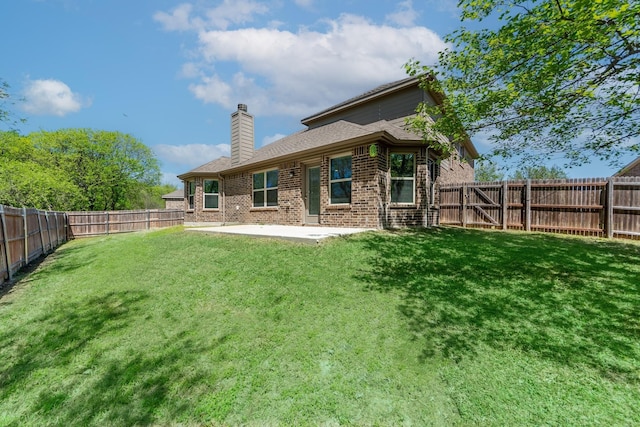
0;226;638;426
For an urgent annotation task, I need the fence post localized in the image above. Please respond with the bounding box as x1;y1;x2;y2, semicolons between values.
146;210;150;230
55;212;61;246
57;213;64;244
524;179;531;232
106;211;110;235
606;177;614;238
22;207;28;266
502;180;508;230
44;211;51;252
37;210;46;255
461;184;467;227
0;205;13;282
64;212;69;241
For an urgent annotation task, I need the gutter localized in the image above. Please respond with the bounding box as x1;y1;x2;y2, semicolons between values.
180;130;412;180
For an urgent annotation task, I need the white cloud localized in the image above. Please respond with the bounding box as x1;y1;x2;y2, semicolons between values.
205;0;269;30
386;0;419;27
153;3;195;31
21;79;88;116
180;62;202;78
184;13;446;116
154;0;269;31
262;133;286;146
154;143;230;167
188;74;233;107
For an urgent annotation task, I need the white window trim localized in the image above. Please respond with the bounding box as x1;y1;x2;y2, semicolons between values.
202;178;219;210
390;152;416;205
329;153;352;205
252;169;279;208
187;181;196;211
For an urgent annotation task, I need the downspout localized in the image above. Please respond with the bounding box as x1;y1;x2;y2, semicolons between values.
220;173;225;225
425;146;430;227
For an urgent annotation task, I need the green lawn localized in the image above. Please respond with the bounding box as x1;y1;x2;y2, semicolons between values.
0;226;638;426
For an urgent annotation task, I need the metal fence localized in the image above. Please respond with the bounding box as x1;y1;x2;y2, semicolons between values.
438;177;640;239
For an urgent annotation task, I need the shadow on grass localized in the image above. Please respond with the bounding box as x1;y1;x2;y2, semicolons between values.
0;290;219;425
356;227;640;383
1;242;96;304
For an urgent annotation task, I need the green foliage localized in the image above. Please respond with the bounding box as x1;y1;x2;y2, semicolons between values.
510;164;568;179
474;159;504;181
133;184;178;209
0;78;25;130
0;129;161;210
406;0;640;165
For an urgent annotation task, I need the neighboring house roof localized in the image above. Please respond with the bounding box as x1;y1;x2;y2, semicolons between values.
178;119;420;179
161;190;184;199
614;156;640;176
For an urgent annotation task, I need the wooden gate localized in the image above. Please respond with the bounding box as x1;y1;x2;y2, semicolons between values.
439;177;640;239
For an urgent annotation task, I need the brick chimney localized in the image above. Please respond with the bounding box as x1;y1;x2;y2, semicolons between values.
230;103;254;166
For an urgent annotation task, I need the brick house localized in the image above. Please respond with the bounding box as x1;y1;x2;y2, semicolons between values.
161;190;184;210
615;157;640;177
177;77;478;228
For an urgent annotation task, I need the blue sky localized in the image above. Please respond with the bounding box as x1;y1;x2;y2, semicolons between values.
1;0;633;186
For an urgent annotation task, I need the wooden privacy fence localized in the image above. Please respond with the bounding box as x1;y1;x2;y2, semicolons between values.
67;209;184;238
0;205;68;284
439;177;640;239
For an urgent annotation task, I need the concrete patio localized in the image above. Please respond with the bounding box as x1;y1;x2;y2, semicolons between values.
185;224;375;244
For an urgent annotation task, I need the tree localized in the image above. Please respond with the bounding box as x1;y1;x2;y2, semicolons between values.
0;131;83;209
133;184;178;209
509;165;568;180
0;129;161;211
474;160;504;181
0;79;25;130
406;0;640;165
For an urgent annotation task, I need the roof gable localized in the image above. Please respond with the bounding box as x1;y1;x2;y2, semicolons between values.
301;77;421;128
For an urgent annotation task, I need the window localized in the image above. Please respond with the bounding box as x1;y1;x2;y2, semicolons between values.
203;179;219;209
329;155;352;204
390;153;415;204
253;170;278;207
187;181;196;210
428;158;440;183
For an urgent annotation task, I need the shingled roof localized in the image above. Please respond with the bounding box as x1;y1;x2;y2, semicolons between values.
184;156;232;175
161;189;184;199
178;118;421;179
177;75;478;181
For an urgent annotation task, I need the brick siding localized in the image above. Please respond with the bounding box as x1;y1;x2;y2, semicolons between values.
164;199;183;210
183;176;224;223
439;154;475;184
184;141;472;228
318;145;382;228
622;161;640;177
